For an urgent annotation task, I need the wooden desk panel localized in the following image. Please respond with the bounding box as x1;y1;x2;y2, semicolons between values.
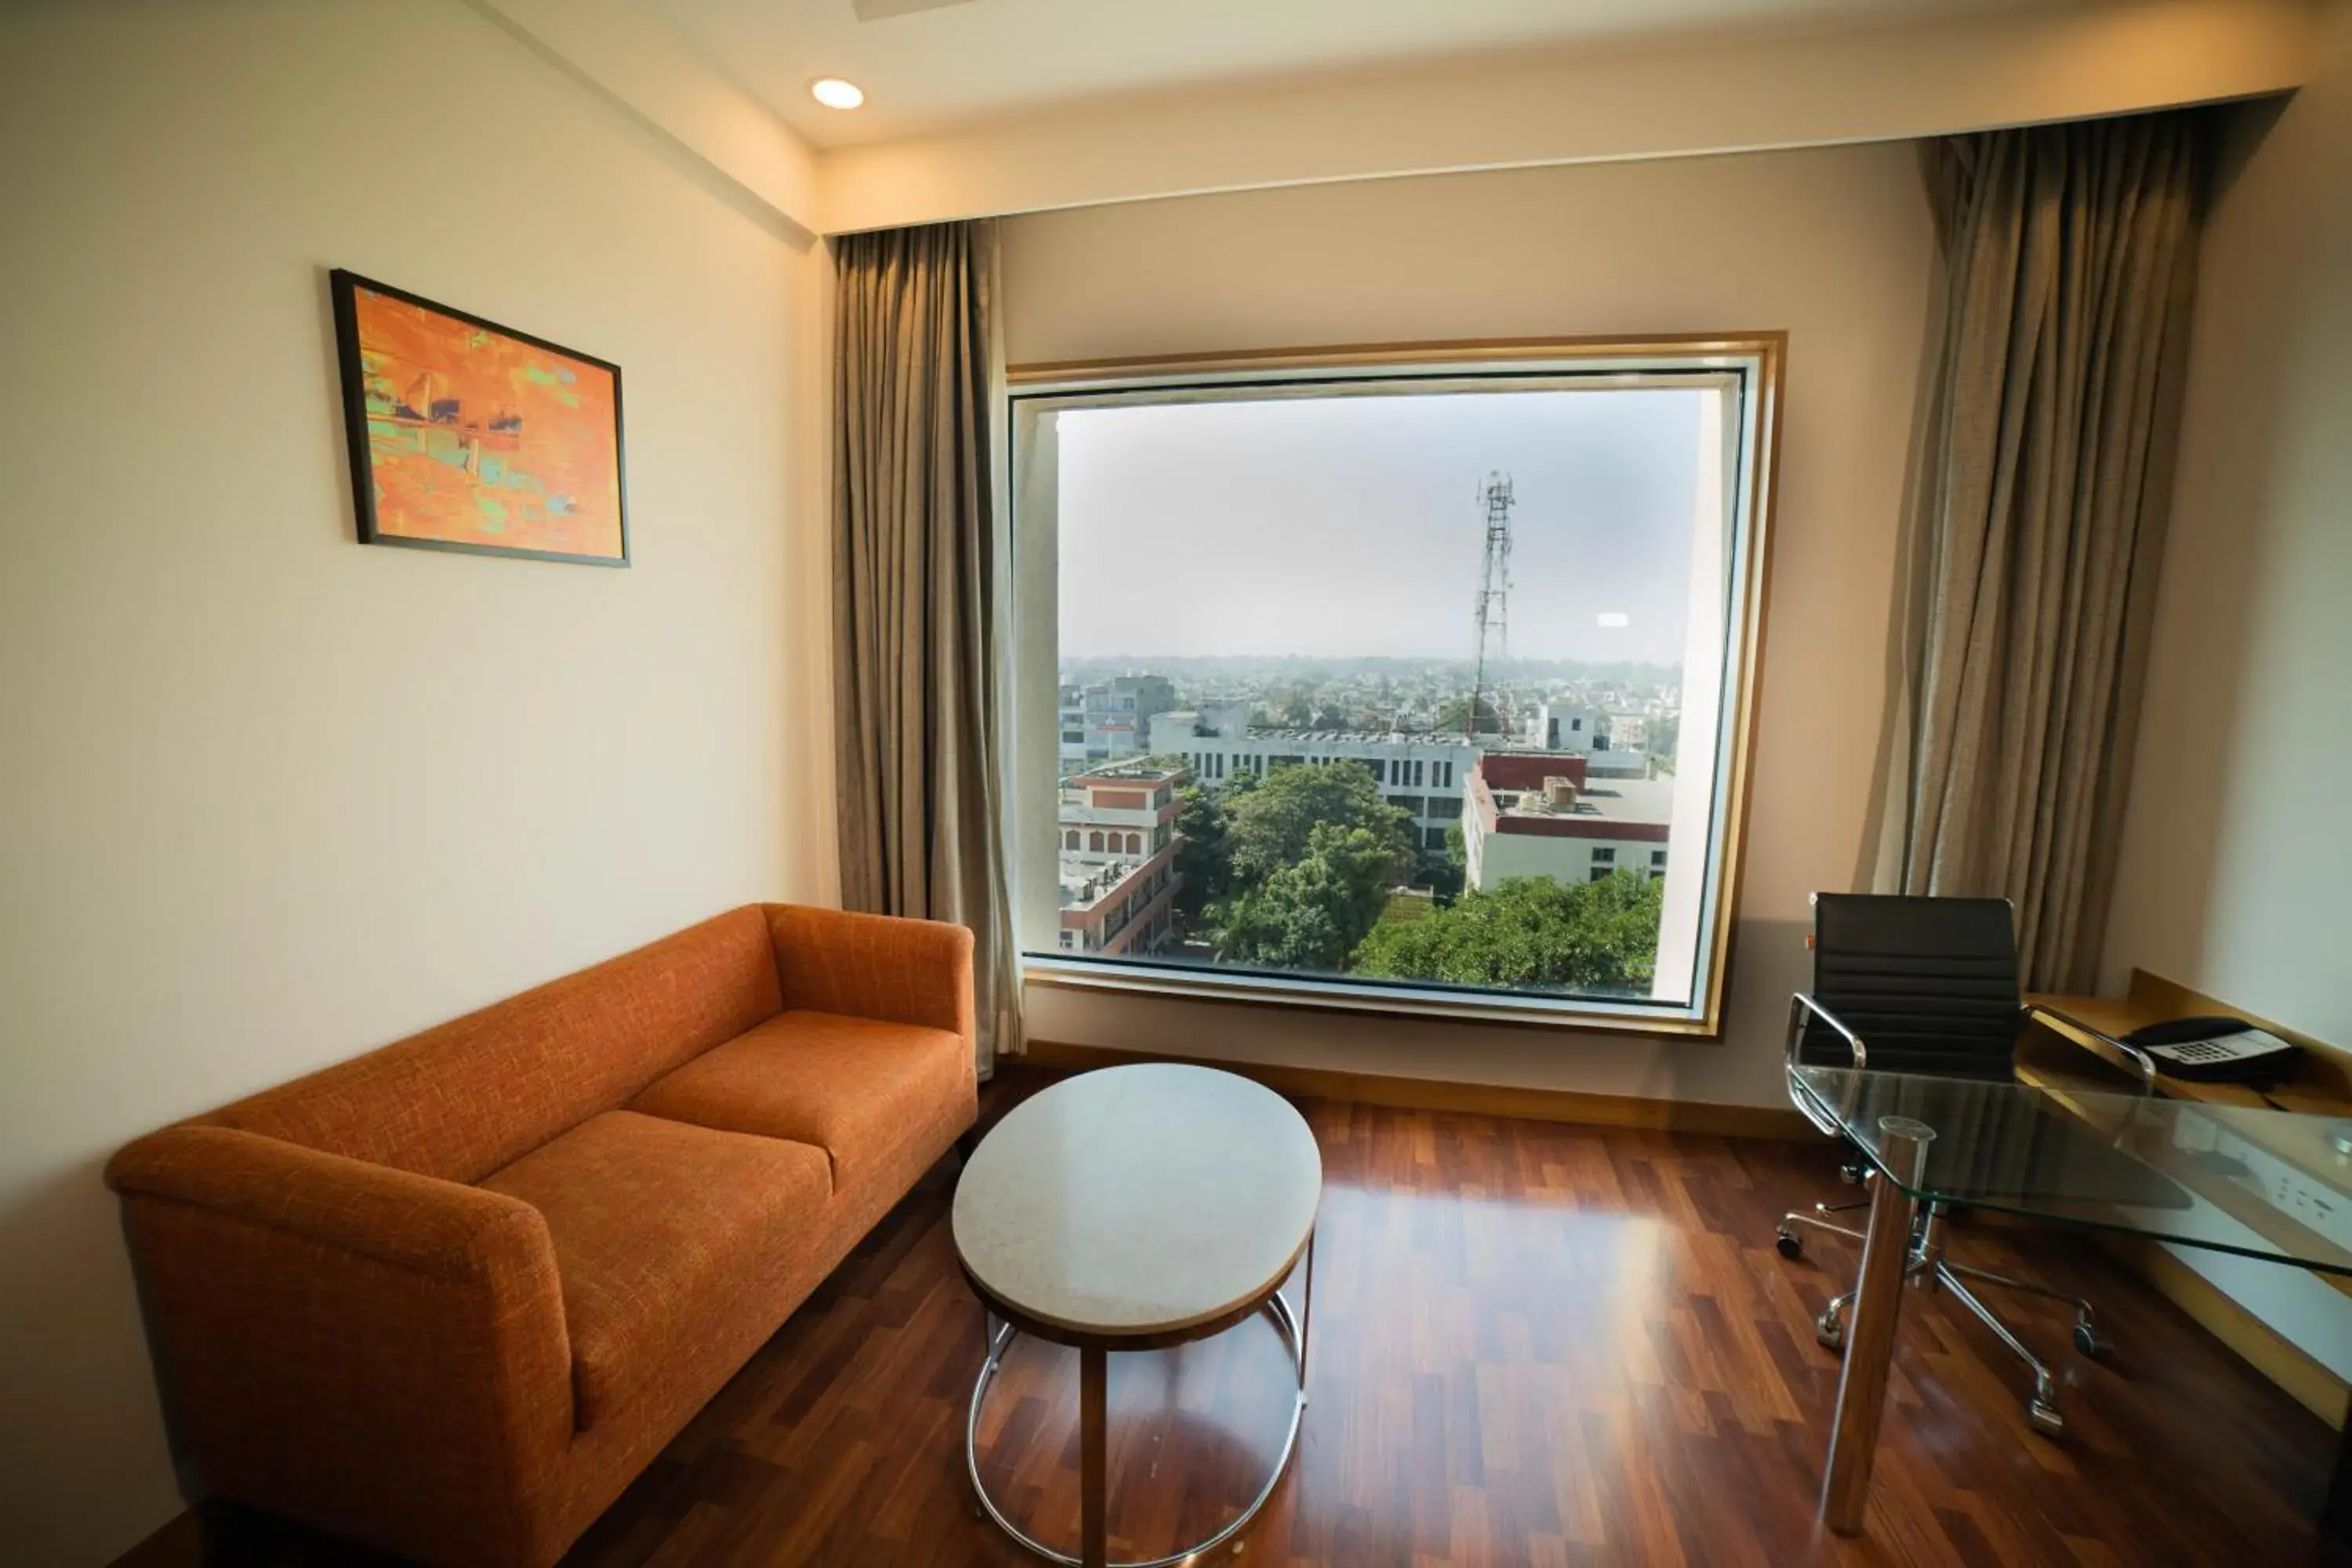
2027;969;2352;1105
2020;968;2352;1425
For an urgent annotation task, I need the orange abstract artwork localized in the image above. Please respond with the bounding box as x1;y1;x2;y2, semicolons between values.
334;273;626;564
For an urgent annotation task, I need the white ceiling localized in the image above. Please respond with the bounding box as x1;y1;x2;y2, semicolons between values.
652;0;2081;148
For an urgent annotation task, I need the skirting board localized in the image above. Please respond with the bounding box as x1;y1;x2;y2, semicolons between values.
1016;1037;1819;1141
2108;1236;2350;1431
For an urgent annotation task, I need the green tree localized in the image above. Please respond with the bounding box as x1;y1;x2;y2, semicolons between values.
1170;780;1231;919
1207;762;1418;969
1214;822;1409;971
1350;871;1664;993
1434;693;1505;736
1225;761;1415;885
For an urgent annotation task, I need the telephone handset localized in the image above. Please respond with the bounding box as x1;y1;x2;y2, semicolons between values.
2123;1015;2299;1083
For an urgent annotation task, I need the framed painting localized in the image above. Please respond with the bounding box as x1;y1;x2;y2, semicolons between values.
329;269;629;566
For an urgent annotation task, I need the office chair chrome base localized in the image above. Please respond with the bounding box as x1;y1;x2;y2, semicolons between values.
1940;1255;2107;1357
1777;896;2170;1526
1775;1199;1868;1259
1787;1200;2108;1438
1938;1264;2071;1436
1816;1296;1848;1351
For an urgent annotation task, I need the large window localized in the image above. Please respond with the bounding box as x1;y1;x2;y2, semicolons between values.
1006;340;1778;1033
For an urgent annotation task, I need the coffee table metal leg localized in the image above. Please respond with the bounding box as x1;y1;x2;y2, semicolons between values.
1820;1117;1935;1536
1299;1226;1316;1391
1080;1346;1108;1568
965;1298;1307;1568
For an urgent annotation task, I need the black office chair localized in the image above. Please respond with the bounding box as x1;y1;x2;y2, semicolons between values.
1774;892;2157;1436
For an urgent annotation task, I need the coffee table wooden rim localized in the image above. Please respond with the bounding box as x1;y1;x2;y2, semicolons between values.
958;1237;1310;1352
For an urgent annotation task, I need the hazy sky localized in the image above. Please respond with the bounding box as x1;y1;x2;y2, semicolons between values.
1054;387;1707;665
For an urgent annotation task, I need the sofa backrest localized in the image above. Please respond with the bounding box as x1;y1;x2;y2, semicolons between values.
201;907;785;1183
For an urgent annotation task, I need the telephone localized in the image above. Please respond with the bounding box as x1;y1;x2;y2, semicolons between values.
2123;1014;2300;1083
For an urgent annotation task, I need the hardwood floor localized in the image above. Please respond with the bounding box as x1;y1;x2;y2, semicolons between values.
201;1075;2337;1566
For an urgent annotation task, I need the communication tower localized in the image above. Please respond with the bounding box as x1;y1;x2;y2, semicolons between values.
1467;472;1515;741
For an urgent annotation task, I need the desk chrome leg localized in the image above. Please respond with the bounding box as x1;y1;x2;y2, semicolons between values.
1820;1117;1936;1536
1080;1345;1108;1568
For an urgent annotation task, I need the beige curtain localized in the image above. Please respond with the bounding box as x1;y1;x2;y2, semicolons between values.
833;220;1019;1073
1871;112;2209;993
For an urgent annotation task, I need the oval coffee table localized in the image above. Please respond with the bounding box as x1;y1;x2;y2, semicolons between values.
953;1062;1322;1568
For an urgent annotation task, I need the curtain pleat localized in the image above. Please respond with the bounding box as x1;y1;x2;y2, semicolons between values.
833;220;1018;1073
1874;112;2209;993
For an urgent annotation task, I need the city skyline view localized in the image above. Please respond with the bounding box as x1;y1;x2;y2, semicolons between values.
1034;372;1740;1014
1055;386;1710;666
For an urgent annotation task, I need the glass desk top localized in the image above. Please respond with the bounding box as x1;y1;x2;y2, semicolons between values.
1791;1064;2352;1277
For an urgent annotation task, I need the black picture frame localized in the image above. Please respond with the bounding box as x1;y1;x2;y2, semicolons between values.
328;268;630;567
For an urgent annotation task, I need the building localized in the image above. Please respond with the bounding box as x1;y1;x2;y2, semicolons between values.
1059;674;1177;766
1146;702;1250;753
1523;701;1653;779
1057;761;1184;954
1522;700;1600;750
1150;710;1472;853
1459;753;1673;893
1150;700;1653;855
1604;710;1650;750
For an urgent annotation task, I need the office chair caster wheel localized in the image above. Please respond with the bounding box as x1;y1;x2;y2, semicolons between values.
2072;1321;2108;1359
1814;1304;1846;1352
1776;1228;1803;1259
2027;1399;2064;1437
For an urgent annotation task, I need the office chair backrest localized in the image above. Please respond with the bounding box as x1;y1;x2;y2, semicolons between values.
1802;894;2022;1079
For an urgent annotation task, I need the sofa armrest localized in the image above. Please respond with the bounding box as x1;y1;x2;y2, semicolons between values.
764;903;977;1047
106;1126;574;1563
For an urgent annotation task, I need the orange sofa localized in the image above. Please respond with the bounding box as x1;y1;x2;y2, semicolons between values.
106;904;977;1568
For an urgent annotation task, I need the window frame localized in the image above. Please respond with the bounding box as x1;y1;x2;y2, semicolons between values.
1002;335;1784;1040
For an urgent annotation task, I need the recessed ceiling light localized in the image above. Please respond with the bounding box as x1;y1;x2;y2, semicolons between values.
1597;612;1631;628
810;78;865;111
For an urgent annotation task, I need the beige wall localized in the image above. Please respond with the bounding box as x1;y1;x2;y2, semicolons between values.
823;0;2316;233
2103;4;2352;1377
0;4;830;1563
2106;6;2352;1051
469;0;820;235
1000;143;1936;1109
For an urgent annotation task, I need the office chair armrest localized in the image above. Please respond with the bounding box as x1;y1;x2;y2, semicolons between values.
1788;992;1867;1070
1786;993;1867;1138
2021;1003;2159;1093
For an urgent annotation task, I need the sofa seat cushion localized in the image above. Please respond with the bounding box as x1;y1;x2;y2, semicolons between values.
628;1010;968;1196
477;1111;827;1430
